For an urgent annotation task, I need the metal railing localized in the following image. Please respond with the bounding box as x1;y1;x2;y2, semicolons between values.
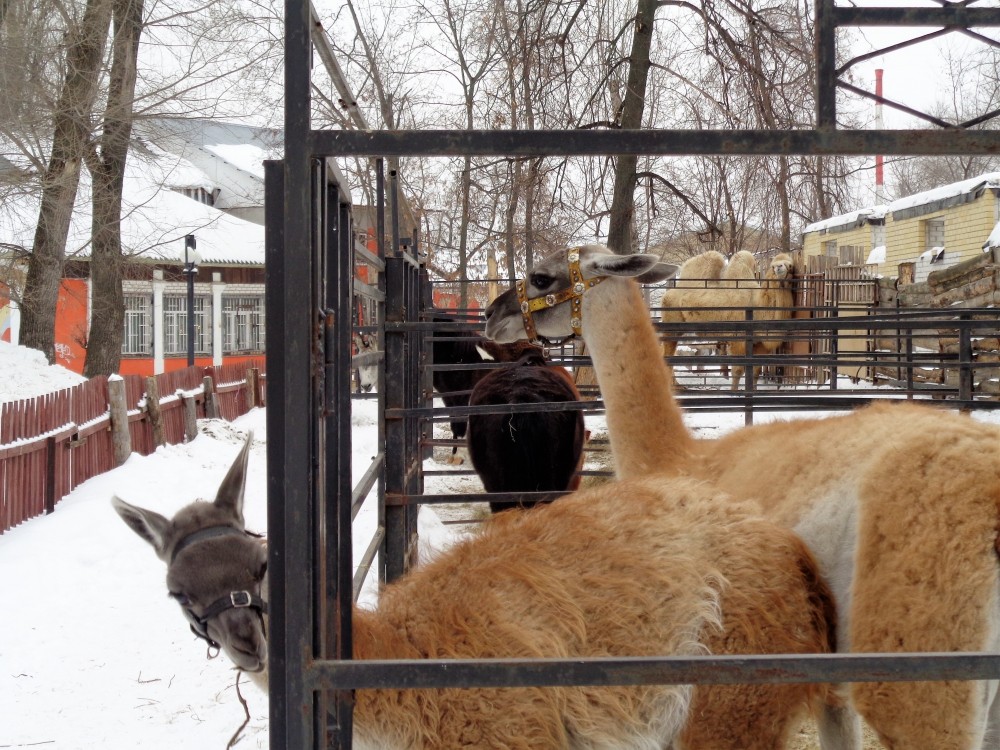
268;2;1000;747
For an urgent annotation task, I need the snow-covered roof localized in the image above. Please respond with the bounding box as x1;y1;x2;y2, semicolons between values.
889;172;1000;215
134;118;280;210
0;144;264;266
803;206;887;234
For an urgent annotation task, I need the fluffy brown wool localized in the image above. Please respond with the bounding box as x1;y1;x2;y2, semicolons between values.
485;243;1000;750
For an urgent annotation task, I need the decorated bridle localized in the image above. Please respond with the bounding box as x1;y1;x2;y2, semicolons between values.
515;249;606;345
169;525;268;653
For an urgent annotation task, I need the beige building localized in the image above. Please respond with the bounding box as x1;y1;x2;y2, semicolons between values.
802;173;1000;282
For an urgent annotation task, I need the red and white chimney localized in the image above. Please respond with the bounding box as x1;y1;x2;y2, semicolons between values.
875;69;886;204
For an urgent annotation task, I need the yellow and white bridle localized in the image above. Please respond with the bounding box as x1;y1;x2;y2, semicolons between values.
515;249;606;345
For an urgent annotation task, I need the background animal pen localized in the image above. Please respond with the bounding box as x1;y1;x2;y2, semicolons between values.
269;2;1000;748
0;361;265;534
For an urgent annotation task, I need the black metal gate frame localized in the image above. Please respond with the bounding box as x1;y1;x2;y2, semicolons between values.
268;1;1000;747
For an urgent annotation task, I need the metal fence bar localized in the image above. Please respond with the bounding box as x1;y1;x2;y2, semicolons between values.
314;128;1000;158
309;651;1000;691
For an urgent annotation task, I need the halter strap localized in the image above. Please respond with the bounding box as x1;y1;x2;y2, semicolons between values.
516;249;605;344
170;525;244;564
169;525;269;653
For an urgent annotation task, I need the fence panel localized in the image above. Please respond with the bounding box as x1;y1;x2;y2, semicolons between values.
1;364;264;534
71;377;113;488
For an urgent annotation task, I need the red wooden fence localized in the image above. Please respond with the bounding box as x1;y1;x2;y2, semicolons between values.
0;362;266;535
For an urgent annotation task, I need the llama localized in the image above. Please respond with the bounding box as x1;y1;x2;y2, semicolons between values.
112;433;839;749
353;332;378;393
467;349;586;513
484;243;1000;750
430;314;540;464
661;252;794;388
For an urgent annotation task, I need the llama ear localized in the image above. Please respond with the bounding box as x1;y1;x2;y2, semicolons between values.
636;262;679;284
587;253;668;280
112;496;172;556
214;432;253;522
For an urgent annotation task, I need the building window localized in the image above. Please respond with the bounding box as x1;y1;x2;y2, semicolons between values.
222;295;265;352
122;295;151;355
871;224;886;248
163;295;211;355
177;187;215;206
925;218;945;249
823;240;837;258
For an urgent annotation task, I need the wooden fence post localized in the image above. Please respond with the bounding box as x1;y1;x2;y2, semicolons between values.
44;437;56;514
182;391;198;443
203;376;220;419
252;367;263;407
145;376;166;448
245;368;258;409
108;376;132;466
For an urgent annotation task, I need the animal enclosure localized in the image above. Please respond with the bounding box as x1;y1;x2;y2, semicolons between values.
267;2;1000;748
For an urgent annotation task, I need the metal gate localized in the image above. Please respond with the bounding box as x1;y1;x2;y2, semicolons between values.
266;1;1000;747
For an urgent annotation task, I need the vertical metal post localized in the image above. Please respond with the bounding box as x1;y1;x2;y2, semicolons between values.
815;0;837;128
321;171;356;746
383;163;408;582
279;0;316;746
905;322;915;396
184;234;197;366
375;161;388;587
743;309;754;426
830;290;840;390
263;159;290;750
958;316;973;407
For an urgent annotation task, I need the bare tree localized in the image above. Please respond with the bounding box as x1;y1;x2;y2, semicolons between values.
84;0;142;377
19;0;113;363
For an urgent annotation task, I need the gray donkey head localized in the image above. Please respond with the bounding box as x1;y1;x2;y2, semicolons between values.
112;434;268;678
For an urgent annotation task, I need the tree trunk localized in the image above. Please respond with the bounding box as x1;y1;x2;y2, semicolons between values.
607;0;656;255
457;154;471;308
20;0;113;362
85;0;143;378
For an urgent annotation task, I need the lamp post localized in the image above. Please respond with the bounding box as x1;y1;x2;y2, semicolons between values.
183;234;198;366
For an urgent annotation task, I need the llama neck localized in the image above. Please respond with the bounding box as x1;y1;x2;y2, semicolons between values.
583;278;695;478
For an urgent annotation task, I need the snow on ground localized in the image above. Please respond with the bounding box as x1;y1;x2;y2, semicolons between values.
0;341;87;403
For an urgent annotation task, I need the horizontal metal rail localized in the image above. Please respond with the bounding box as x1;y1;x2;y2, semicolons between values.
308;652;1000;691
319;128;1000;157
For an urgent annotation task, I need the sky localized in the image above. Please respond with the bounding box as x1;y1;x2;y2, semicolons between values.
842;0;1000;130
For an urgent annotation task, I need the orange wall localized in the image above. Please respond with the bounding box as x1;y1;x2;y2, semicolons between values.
0;283;12;343
54;279;89;373
118;355;265;378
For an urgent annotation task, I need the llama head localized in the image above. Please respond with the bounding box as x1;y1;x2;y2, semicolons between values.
484;244;677;345
111;433;268;676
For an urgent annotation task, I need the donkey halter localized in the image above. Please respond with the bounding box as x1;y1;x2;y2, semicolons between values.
515;249;606;345
170;525;268;653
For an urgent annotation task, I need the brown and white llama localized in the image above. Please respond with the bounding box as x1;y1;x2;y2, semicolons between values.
467;349;587;513
484;243;1000;750
113;433;840;748
661;251;795;388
